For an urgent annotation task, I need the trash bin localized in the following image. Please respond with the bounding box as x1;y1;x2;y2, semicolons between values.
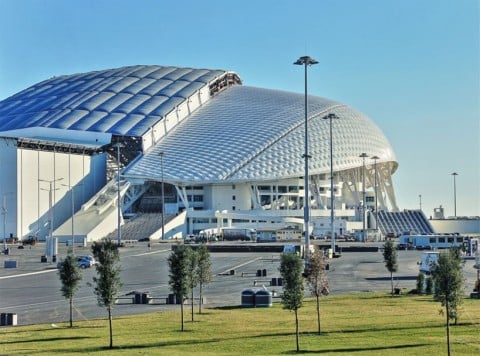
241;289;255;307
255;290;272;307
167;293;178;305
0;313;17;326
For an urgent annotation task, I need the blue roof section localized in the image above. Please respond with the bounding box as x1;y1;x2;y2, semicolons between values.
0;65;231;137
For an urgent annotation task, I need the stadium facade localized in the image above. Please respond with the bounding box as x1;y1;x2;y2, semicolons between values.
0;64;402;246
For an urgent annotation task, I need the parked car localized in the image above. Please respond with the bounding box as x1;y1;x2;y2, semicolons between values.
184;235;196;244
77;257;92;269
77;255;96;266
57;255;96;269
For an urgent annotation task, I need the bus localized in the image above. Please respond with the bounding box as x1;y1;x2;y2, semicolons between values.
220;227;257;241
398;234;464;250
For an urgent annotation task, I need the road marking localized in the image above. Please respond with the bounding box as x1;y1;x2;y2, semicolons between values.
128;249;171;257
218;256;263;275
0;269;57;280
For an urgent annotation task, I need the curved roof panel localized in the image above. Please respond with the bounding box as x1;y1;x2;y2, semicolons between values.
124;85;397;184
0;65;233;137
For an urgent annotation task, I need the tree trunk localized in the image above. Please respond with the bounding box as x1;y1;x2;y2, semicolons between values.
446;304;451;356
199;283;203;314
180;297;184;331
295;308;300;352
108;306;113;349
390;271;394;296
316;294;321;335
191;288;194;322
69;296;73;328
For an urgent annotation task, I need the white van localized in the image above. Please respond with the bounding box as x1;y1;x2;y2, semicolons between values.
419;252;439;274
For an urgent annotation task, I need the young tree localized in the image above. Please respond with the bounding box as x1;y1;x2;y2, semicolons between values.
58;252;82;328
280;252;304;353
432;248;465;356
425;276;434;295
382;240;398;295
188;247;198;322
196;244;213;314
91;239;123;349
306;249;329;335
168;245;192;331
416;272;425;295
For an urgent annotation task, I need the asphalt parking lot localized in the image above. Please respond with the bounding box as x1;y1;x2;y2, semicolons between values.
0;240;478;326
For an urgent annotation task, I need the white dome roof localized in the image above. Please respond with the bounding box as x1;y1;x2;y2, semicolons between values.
125;85;397;184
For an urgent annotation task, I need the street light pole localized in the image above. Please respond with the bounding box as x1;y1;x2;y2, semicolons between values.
359;153;368;242
323;113;339;254
294;55;318;270
2;195;7;252
419;194;422;211
371;156;379;234
451;172;458;217
62;183;77;254
113;143;124;246
159;152;165;240
39;178;63;261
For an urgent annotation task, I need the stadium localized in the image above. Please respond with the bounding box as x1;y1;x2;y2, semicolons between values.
0;64;438;254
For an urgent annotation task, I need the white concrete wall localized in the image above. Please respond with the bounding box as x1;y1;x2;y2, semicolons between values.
0;138;18;241
16;147;106;240
209;183;251;212
430;219;480;234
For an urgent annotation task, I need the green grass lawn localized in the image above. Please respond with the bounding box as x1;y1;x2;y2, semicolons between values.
1;292;479;355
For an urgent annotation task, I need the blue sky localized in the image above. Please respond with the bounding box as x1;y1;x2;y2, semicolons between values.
0;0;479;217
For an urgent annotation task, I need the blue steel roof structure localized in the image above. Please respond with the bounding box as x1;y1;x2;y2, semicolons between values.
0;65;230;137
124;85;397;184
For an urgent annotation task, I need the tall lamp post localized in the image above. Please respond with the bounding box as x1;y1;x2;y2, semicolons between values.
371;156;379;234
294;55;318;270
2;194;8;252
451;172;458;217
419;194;422;211
39;178;63;261
359;153;368;242
62;183;77;254
113;143;124;246
159;152;165;240
323;113;339;254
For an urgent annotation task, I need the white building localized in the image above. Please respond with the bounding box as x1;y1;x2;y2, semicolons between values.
0;64;401;242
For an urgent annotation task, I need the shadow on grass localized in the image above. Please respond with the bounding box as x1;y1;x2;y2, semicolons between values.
2;335;94;345
32;336;223;354
279;343;431;354
211;305;245;311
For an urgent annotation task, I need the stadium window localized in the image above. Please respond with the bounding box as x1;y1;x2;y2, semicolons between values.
193;195;203;202
278;186;287;193
232;195;236;201
289;186;298;192
232;206;236;211
232;184;236;190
